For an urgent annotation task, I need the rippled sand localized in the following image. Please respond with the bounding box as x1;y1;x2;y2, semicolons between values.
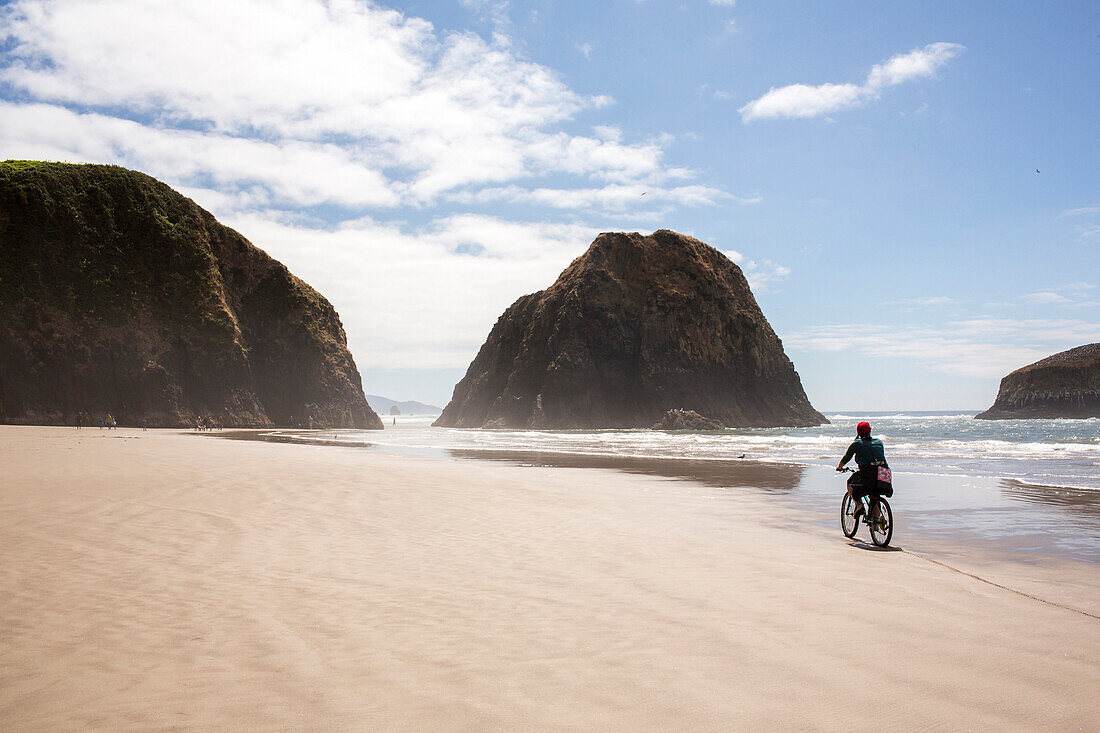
1;426;1097;730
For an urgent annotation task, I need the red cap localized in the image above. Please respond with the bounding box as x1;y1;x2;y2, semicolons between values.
857;421;871;436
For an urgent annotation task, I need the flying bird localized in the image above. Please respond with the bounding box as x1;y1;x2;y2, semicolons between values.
1036;169;1041;173
641;192;647;196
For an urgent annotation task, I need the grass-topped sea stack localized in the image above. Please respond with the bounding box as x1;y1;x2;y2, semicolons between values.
435;230;826;429
976;343;1100;419
0;161;383;429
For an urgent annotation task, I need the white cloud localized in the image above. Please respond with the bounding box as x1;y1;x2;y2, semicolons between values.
460;0;512;30
1;0;434;131
740;83;866;122
1022;291;1072;304
1054;205;1100;242
950;319;1100;342
0;102;402;207
743;262;791;291
447;183;753;211
1060;206;1100;218
886;296;960;308
709;0;736;6
864;43;963;89
1020;284;1097;306
721;251;791;291
0;0;709;209
220;212;603;369
740;42;964;122
523;132;669;183
1077;223;1100;242
784;319;1100;379
0;0;757;377
576;42;593;59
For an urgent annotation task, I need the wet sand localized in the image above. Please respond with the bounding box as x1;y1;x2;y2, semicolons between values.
1;426;1097;730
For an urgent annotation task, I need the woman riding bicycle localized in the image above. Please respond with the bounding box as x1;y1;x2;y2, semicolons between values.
836;421;888;519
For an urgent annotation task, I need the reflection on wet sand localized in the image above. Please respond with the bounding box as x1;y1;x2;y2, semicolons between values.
217;430;1097;526
446;449;805;492
217;430;375;449
212;430;1100;560
1001;478;1100;518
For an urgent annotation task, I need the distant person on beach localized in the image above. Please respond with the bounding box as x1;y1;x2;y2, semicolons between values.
836;421;889;518
142;417;148;431
76;412;83;429
106;413;115;430
308;415;314;430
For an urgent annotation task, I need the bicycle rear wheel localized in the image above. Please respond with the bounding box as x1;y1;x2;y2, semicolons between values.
869;497;893;547
840;494;859;538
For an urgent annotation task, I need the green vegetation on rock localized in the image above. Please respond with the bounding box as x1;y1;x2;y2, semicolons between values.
976;344;1100;419
0;161;383;428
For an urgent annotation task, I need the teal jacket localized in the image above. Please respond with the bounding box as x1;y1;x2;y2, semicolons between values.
841;436;888;468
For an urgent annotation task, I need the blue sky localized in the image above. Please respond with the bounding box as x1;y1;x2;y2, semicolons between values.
1;0;1097;410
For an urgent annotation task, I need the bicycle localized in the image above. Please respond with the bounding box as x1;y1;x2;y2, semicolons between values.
838;468;894;547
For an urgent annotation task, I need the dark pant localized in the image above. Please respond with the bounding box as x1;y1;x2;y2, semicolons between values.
847;466;880;500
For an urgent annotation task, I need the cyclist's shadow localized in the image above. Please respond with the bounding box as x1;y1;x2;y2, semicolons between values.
846;540;903;552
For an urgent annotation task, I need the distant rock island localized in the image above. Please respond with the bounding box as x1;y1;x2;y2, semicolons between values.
365;395;442;416
435;230;826;429
976;344;1100;419
0;161;383;429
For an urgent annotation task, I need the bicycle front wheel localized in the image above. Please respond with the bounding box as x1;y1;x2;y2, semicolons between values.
869;497;893;547
840;494;859;538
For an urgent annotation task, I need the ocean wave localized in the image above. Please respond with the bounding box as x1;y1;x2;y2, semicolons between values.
284;412;1100;491
828;413;975;421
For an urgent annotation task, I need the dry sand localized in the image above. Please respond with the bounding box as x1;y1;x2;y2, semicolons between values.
1;426;1097;730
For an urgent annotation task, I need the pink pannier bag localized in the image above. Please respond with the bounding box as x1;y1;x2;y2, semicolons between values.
877;466;892;484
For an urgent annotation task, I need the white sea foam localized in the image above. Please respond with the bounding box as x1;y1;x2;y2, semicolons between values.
298;412;1100;491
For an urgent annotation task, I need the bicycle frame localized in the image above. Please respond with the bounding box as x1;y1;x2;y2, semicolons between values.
859;494;881;521
839;466;893;546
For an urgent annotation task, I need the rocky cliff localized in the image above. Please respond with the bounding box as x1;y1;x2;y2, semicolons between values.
435;230;825;429
0;161;383;429
975;344;1100;419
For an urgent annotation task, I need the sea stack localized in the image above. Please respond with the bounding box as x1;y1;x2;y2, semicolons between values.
0;161;383;429
975;344;1100;419
435;230;826;429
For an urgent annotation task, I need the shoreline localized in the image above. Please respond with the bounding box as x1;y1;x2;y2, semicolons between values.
238;419;1100;493
223;427;1100;565
2;426;1097;729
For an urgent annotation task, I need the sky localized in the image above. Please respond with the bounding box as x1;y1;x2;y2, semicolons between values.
1;0;1097;411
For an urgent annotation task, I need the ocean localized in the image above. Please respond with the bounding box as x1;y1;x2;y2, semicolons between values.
304;411;1100;492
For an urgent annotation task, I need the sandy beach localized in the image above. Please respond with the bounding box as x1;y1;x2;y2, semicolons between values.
1;426;1097;730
